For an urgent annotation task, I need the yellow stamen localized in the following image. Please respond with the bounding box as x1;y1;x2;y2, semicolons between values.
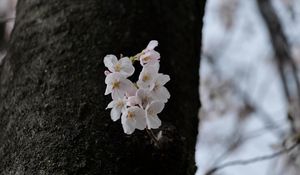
142;74;150;82
143;56;150;62
112;81;120;89
142;96;149;106
116;101;124;108
114;63;121;72
128;111;135;119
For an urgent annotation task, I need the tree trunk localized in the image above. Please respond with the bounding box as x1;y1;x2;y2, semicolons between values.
0;1;205;175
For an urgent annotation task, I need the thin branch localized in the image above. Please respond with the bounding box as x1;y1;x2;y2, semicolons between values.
204;53;285;137
205;141;300;175
257;0;300;109
145;129;160;147
0;17;15;23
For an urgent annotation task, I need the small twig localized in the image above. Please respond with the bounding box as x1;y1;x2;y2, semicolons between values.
205;141;300;175
146;129;160;147
0;17;15;23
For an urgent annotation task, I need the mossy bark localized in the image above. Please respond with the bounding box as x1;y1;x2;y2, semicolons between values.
0;0;205;174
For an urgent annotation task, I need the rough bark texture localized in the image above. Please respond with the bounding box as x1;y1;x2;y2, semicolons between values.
0;0;205;175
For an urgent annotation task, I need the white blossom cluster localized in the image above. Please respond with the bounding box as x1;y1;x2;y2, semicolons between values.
104;40;170;134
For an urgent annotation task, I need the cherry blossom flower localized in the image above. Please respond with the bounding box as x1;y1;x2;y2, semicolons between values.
121;106;147;134
103;40;170;135
105;73;136;99
127;95;140;107
137;63;159;88
140;40;160;66
129;88;154;109
145;101;165;129
106;97;127;121
104;54;135;77
150;74;170;103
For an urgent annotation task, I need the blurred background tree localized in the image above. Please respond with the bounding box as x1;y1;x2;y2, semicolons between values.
198;0;300;175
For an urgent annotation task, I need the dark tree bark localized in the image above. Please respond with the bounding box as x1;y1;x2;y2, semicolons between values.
0;1;205;175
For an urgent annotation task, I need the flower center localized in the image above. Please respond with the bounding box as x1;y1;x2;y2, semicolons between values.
112;81;120;89
116;100;124;108
127;111;135;119
153;83;159;91
142;96;150;107
142;74;150;82
114;63;121;72
144;57;150;61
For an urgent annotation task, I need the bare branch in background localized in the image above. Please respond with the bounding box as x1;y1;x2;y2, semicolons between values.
205;141;300;175
257;0;300;133
203;53;285;138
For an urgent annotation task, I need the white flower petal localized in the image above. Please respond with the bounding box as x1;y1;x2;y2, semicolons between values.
156;74;170;86
104;73;113;85
104;70;111;76
104;54;118;72
121;113;136;134
151;86;170;103
112;89;125;100
111;107;121;121
146;114;161;129
148;50;160;60
146;40;158;50
106;73;134;99
137;64;159;88
121;78;137;96
131;107;146;130
144;63;159;75
121;64;135;77
105;72;121;85
149;62;160;73
119;57;132;65
140;50;160;66
137;80;148;89
106;101;114;109
105;85;112;95
147;101;165;114
136;89;153;108
145;101;164;129
119;57;135;77
137;88;146;98
135;117;147;130
127;96;140;106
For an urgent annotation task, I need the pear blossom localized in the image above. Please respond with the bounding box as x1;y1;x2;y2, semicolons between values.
104;54;135;77
105;73;136;99
145;101;165;129
149;74;170;103
121;106;147;134
137;63;159;88
106;97;127;121
140;40;160;66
